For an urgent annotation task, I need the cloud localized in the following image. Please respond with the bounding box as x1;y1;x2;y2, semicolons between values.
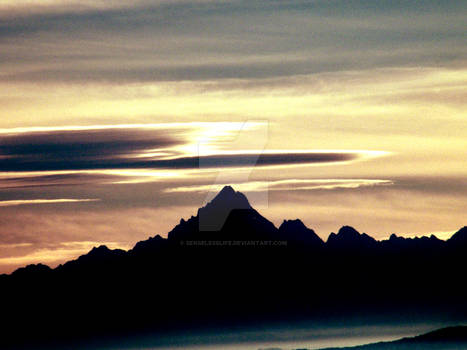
0;125;184;161
0;0;223;18
1;0;465;84
0;123;388;188
166;179;394;193
0;150;380;185
2;48;465;85
0;198;99;207
0;172;117;189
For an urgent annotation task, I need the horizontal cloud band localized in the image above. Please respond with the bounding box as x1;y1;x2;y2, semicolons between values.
0;125;386;173
166;179;394;193
0;199;100;207
0;152;361;172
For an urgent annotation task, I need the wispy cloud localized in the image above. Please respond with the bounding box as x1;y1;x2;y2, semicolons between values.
0;123;389;188
166;179;394;193
0;198;100;207
1;0;465;84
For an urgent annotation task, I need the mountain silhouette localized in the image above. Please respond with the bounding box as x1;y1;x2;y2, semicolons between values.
165;187;277;245
327;225;378;251
197;185;253;231
1;186;466;350
279;219;324;248
317;325;467;350
447;226;467;250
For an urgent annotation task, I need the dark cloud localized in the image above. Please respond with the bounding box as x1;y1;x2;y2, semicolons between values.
0;148;359;171
0;144;359;172
0;173;117;189
4;50;465;84
159;152;357;169
1;0;465;83
0;129;182;161
2;1;465;36
0;126;376;189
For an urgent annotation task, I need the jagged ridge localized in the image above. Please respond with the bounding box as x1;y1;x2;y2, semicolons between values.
5;186;466;277
1;186;466;350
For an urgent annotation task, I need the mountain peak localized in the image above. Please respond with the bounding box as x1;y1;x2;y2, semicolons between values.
389;233;400;240
197;186;252;231
218;185;235;195
279;219;323;247
327;226;377;250
337;225;361;238
201;186;251;212
89;245;110;255
210;185;251;208
448;226;467;245
279;219;307;231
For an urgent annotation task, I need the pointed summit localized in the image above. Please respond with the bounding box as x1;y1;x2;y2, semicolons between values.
197;186;252;231
449;226;467;242
218;185;235;196
167;186;271;238
447;226;467;248
205;185;251;211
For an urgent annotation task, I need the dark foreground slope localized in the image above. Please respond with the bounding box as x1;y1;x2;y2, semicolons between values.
318;325;467;350
1;186;466;349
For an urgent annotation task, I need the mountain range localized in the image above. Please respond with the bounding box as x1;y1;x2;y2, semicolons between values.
317;325;467;350
1;186;466;349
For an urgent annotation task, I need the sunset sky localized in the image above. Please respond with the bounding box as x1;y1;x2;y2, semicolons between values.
0;0;466;273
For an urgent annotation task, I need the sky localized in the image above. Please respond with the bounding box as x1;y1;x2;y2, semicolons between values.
0;0;466;273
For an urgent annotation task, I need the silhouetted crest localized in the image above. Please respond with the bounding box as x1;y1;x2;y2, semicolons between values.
320;326;467;349
1;185;467;350
10;263;51;278
383;233;444;252
448;226;467;245
197;185;252;231
413;325;467;343
131;234;167;255
166;186;264;241
279;219;323;247
200;185;251;212
327;225;377;250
